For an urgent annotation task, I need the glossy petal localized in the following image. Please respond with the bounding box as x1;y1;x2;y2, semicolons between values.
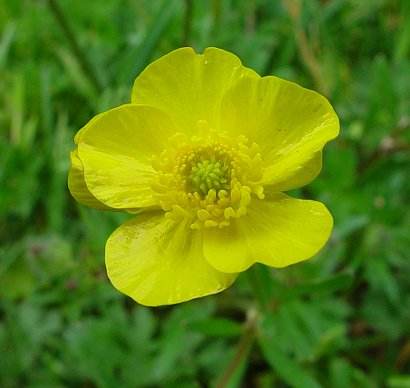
203;193;333;273
131;47;258;134
78;104;178;210
68;149;113;210
74;111;105;145
106;213;237;306
219;76;339;191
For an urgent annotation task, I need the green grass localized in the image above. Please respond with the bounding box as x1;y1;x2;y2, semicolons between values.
1;0;409;387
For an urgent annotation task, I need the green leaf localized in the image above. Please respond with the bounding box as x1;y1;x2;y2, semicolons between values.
387;375;410;388
329;358;352;388
280;272;354;299
189;318;243;338
119;0;181;84
258;332;322;388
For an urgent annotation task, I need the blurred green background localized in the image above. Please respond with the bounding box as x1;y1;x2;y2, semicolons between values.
1;0;409;387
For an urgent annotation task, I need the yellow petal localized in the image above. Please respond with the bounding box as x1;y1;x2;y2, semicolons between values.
203;193;333;273
131;47;258;134
74;111;105;145
77;104;177;210
219;76;339;191
68;149;114;210
106;213;237;306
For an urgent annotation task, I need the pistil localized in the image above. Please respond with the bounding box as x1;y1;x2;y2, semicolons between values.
150;125;265;229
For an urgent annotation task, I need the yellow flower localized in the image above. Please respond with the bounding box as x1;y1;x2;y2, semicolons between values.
68;47;339;306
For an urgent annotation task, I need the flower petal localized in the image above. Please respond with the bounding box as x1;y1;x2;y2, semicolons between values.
219;76;339;191
77;104;178;210
68;149;114;210
131;47;258;134
106;213;237;306
203;194;333;273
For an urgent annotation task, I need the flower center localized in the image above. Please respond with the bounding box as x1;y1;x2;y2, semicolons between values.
150;121;265;229
188;157;230;196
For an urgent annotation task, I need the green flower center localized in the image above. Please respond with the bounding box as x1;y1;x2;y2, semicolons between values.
188;158;230;195
150;126;265;229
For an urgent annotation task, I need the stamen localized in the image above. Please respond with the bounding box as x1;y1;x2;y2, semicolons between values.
150;130;265;229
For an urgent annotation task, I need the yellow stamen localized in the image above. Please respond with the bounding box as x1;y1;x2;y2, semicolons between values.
150;124;265;229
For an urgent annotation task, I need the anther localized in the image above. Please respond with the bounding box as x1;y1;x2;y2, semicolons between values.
150;130;266;229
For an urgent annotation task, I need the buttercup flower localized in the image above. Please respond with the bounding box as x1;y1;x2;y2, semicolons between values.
69;47;339;306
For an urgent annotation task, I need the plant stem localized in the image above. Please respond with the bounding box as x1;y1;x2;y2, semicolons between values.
246;265;273;312
183;0;193;46
283;0;329;96
215;309;258;388
47;0;103;93
216;266;274;387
